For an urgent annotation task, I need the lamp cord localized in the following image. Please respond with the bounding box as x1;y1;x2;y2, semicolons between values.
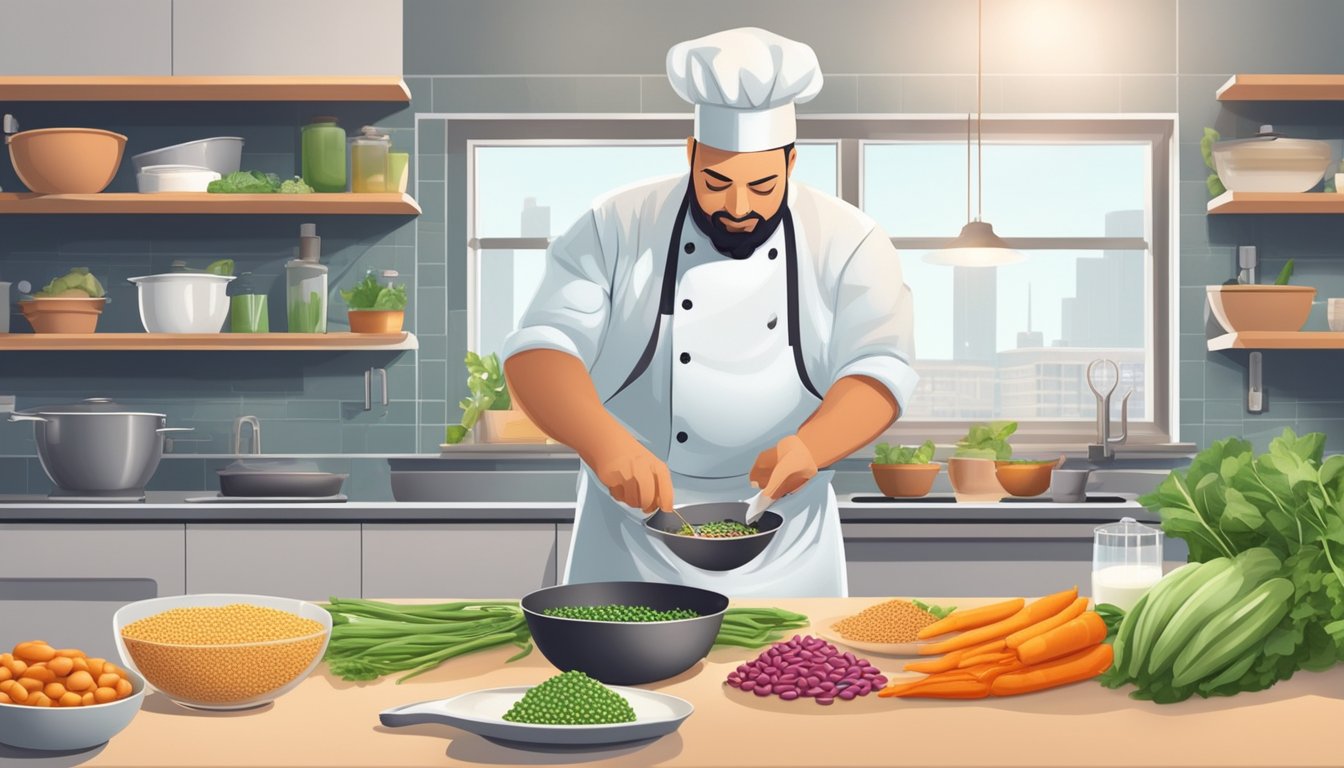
976;0;983;222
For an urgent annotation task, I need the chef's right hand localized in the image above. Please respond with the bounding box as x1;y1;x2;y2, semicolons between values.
585;436;675;515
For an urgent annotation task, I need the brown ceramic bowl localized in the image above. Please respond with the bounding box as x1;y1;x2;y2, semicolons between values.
947;457;1006;503
8;127;127;194
995;461;1058;497
870;462;941;498
1206;285;1314;333
347;309;404;334
20;297;106;333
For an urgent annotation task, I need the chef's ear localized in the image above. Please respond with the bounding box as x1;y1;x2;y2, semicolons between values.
786;145;797;177
686;137;696;166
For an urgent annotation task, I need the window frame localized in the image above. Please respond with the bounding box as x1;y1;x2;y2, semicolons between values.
451;113;1177;448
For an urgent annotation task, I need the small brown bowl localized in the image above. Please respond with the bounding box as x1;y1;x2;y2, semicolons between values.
20;297;106;334
870;463;941;498
347;309;404;334
995;461;1058;497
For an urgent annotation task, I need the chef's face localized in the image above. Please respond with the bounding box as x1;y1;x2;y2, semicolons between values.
686;138;796;233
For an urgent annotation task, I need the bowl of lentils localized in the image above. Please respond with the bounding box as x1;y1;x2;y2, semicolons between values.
644;501;784;571
520;581;728;685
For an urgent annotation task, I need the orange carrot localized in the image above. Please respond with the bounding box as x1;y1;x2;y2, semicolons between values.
958;651;1015;668
990;643;1113;697
904;638;1006;674
916;597;1024;640
889;679;991;699
918;587;1079;656
1004;596;1089;649
1015;611;1107;666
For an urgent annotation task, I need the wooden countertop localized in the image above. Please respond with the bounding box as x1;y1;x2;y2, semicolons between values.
34;598;1344;768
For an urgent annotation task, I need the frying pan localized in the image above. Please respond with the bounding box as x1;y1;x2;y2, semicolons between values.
217;459;348;498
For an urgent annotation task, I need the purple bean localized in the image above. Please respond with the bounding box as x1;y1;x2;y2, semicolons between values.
816;696;834;705
857;659;870;667
857;682;872;695
775;685;796;695
806;686;824;696
805;675;820;688
846;665;862;677
873;676;888;687
827;657;846;669
780;690;800;701
778;674;797;684
838;688;858;700
819;681;836;692
741;680;756;691
827;672;844;682
754;686;772;697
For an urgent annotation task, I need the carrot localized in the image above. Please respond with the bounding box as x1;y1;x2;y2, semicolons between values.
958;651;1015;668
916;597;1024;640
918;587;1079;656
1004;596;1089;649
903;638;1005;674
888;679;991;699
989;643;1113;697
1016;611;1108;666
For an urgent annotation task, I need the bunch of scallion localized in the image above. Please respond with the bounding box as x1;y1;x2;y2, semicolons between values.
714;607;810;648
322;598;533;683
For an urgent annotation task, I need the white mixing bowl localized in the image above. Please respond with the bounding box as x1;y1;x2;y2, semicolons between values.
128;273;234;334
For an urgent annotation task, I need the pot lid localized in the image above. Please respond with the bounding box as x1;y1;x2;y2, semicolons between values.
20;397;167;417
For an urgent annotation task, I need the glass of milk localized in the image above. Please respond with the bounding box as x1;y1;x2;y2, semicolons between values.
1092;517;1163;612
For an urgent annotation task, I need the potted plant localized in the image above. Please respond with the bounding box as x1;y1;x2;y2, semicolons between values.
1207;259;1314;333
443;351;548;445
995;456;1063;498
339;271;407;334
948;421;1016;503
870;440;940;498
19;268;107;334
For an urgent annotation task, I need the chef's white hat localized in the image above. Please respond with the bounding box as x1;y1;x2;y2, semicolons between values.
666;27;823;153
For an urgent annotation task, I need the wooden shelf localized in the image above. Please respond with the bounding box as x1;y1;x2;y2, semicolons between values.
1208;332;1344;351
0;332;418;352
0;192;420;215
1217;74;1344;101
0;76;410;102
1206;191;1344;214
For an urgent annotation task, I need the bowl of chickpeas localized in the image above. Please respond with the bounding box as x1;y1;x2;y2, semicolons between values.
0;641;146;752
113;594;332;711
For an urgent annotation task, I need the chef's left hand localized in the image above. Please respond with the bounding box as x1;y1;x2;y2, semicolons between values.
749;435;818;500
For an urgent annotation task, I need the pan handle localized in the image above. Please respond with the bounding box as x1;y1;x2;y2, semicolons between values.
8;413;47;423
156;427;195;433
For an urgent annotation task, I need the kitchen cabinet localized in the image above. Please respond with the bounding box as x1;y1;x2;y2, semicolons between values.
0;0;172;76
0;524;185;659
172;0;402;76
362;524;559;598
186;524;361;599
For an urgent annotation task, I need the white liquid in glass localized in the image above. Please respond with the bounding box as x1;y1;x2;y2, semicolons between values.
1091;564;1163;612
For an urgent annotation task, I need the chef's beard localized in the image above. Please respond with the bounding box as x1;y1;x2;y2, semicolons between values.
687;186;787;260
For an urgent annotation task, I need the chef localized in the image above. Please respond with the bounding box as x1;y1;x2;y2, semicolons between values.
503;27;916;597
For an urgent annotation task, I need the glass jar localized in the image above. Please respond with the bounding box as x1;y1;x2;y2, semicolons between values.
350;125;390;193
285;252;328;333
1092;517;1164;611
301;116;347;193
228;272;269;333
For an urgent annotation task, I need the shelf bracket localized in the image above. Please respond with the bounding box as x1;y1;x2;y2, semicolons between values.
1248;351;1265;414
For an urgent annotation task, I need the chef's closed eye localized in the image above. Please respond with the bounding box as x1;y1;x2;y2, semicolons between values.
748;174;778;195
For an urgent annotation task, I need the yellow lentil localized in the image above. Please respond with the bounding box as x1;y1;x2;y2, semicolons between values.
120;604;323;644
832;599;938;643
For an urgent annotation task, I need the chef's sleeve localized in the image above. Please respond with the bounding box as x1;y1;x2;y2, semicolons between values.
501;210;610;369
826;226;920;413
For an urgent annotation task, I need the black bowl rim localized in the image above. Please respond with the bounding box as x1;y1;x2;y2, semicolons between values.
520;581;730;625
642;510;783;543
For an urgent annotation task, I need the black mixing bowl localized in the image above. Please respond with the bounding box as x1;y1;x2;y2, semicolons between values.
644;501;784;571
521;581;729;685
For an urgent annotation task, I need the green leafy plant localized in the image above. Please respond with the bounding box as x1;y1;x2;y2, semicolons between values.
1201;127;1227;197
207;170;280;194
340;273;408;311
443;351;512;444
35;267;104;298
912;599;957;621
1274;259;1295;285
279;177;314;194
874;440;936;465
954;421;1017;460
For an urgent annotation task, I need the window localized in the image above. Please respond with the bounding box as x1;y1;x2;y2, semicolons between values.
462;116;1173;444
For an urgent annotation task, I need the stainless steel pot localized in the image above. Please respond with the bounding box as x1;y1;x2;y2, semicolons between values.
9;398;192;495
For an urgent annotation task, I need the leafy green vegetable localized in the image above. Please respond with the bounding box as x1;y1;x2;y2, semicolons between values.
874;440;936;465
954;421;1017;460
207;170;280;194
35;267;104;298
1095;603;1125;644
340;273;408;311
912;599;957;621
279;176;314;194
1128;429;1344;701
443;351;512;444
1201;127;1226;197
204;259;235;277
1275;259;1295;286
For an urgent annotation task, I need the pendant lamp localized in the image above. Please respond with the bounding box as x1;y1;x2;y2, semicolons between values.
924;0;1024;268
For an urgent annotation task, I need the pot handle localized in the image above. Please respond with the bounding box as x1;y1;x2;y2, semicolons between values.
156;427;195;433
8;413;47;423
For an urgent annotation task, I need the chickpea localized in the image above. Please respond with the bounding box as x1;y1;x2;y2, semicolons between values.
97;673;120;689
72;657;89;673
0;667;10;683
54;648;85;659
93;687;117;704
8;659;26;677
58;692;82;707
24;665;55;684
44;682;67;699
0;691;10;705
86;658;105;677
30;691;52;707
103;662;120;676
13;642;55;663
16;677;42;693
4;682;27;704
47;656;74;677
65;670;94;692
80;691;95;706
114;678;133;698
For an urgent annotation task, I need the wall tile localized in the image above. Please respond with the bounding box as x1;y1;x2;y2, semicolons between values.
1120;75;1179;113
854;76;902;113
996;75;1122;113
432;76;641;113
1180;0;1344;75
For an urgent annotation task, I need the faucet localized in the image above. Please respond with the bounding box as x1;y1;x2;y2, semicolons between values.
1236;245;1258;285
1085;359;1130;463
232;415;261;455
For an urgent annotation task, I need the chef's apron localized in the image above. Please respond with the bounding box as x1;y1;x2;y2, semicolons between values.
563;189;849;597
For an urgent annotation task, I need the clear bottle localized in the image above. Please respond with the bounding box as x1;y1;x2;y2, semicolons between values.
286;223;328;333
229;272;269;333
301;116;347;193
350;126;390;193
1092;517;1164;611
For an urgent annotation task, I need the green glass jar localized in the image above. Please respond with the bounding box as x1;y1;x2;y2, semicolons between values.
301;116;347;193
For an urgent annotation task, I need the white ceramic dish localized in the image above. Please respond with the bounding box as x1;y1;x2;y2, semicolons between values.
0;668;145;752
127;273;233;333
379;686;693;749
112;593;331;711
814;615;932;657
131;137;244;175
136;164;220;193
1212;127;1333;193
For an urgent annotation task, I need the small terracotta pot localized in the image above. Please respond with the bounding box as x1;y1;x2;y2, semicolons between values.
995;461;1058;498
20;297;105;334
348;309;404;334
870;463;941;498
477;409;549;443
947;457;1007;503
1206;285;1314;333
